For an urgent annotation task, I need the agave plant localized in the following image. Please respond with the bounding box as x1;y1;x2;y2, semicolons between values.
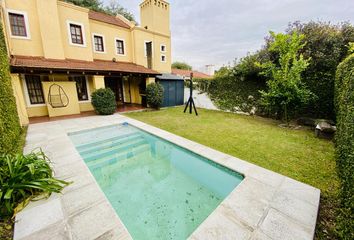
0;149;70;217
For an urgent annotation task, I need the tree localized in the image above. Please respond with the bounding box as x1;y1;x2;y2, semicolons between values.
259;31;314;123
104;0;135;22
64;0;135;21
285;21;354;119
64;0;102;11
171;61;192;70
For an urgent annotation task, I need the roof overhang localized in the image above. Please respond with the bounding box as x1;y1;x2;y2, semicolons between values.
10;56;160;77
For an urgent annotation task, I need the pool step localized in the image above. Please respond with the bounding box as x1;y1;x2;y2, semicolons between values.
82;138;148;162
87;143;150;170
78;134;144;156
76;132;142;151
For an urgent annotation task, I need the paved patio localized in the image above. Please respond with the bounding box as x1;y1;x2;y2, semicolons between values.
15;114;320;240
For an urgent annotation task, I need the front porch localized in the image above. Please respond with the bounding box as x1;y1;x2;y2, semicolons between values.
10;56;159;126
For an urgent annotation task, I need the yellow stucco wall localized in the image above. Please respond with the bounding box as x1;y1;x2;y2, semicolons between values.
42;81;80;117
36;0;65;59
3;0;44;57
10;74;29;126
57;2;93;61
90;20;133;62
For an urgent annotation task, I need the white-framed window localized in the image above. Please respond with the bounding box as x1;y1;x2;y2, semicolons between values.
22;75;46;107
161;54;166;62
115;38;126;56
92;33;105;53
69;76;90;102
160;44;166;53
7;9;31;40
144;40;153;57
66;20;86;47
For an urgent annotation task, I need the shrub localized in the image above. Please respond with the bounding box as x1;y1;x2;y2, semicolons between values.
91;88;117;115
0;150;69;217
146;82;164;109
259;31;314;123
334;53;354;239
0;22;21;155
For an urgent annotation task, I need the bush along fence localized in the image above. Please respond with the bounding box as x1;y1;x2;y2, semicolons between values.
334;53;354;239
0;22;21;155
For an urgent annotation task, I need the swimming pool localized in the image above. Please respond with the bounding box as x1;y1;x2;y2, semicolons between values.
69;123;243;240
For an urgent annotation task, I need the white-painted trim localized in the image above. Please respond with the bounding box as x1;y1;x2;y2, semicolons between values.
92;33;106;54
144;40;154;58
6;9;31;40
66;20;87;47
160;54;167;63
115;37;126;56
160;44;166;53
22;75;46;108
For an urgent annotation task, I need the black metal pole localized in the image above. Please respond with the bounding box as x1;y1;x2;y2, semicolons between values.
183;73;198;116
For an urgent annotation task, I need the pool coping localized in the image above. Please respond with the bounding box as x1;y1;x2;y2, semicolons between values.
14;114;320;240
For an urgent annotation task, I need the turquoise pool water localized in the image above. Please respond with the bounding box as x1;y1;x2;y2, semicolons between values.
69;124;243;240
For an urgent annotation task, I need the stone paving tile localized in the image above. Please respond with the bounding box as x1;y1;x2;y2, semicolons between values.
95;227;132;240
260;208;313;240
69;201;126;240
271;190;318;229
189;205;252;240
220;177;277;229
247;166;285;188
20;221;71;240
62;183;106;217
250;230;273;240
14;198;64;240
279;177;320;206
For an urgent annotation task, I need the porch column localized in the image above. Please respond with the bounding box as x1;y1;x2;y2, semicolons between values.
92;75;105;90
146;77;155;85
10;74;29;126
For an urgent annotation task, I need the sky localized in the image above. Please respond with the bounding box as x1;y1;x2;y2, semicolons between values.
103;0;354;71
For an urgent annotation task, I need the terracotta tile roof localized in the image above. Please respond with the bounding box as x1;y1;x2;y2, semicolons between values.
10;56;159;75
171;68;212;79
88;11;131;29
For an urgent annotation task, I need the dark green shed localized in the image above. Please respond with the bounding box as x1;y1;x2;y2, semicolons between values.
155;74;184;107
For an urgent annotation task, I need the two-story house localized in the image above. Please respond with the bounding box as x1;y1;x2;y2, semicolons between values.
0;0;171;125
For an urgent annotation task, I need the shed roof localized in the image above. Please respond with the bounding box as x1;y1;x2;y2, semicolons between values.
171;68;212;79
156;73;184;81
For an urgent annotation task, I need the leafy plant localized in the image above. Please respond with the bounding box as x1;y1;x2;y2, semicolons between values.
259;31;314;123
334;53;354;239
0;150;69;217
64;0;136;22
146;82;164;109
91;88;117;115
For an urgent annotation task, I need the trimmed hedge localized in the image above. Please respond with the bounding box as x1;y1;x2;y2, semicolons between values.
146;82;164;109
0;22;21;154
91;88;117;115
334;53;354;239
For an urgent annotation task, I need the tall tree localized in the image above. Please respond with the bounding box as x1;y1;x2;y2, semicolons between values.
104;0;135;22
171;61;192;70
259;31;313;123
64;0;135;21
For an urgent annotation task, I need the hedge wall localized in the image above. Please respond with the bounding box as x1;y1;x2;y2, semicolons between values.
334;53;354;239
0;22;21;154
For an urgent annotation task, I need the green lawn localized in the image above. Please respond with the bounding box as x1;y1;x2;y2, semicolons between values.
124;107;339;239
